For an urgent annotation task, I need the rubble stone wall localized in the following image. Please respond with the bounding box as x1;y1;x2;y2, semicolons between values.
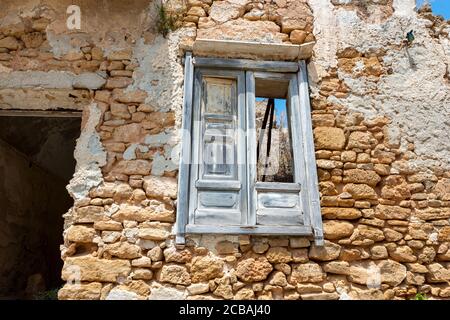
0;0;449;300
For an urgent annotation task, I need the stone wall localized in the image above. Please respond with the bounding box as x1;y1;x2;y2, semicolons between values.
0;0;449;300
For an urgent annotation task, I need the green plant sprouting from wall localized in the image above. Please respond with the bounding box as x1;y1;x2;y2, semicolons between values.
156;2;175;38
156;0;187;38
414;293;428;300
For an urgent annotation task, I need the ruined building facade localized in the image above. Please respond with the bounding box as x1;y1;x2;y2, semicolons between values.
0;0;449;300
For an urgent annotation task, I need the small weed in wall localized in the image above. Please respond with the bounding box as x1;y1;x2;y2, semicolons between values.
156;0;187;38
156;3;175;38
414;293;428;300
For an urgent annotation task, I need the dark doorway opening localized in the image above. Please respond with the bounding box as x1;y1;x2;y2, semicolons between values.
0;113;81;299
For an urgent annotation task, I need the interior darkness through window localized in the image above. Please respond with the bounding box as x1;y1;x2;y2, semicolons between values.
0;115;81;300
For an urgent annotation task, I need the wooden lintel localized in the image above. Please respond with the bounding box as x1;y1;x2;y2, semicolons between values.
0;109;82;117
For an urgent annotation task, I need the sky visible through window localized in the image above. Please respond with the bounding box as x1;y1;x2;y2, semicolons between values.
255;97;288;128
417;0;450;19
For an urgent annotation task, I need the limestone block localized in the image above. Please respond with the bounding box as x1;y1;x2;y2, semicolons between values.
314;127;346;150
62;256;131;282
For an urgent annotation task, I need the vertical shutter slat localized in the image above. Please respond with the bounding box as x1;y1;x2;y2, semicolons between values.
175;52;194;245
298;61;323;245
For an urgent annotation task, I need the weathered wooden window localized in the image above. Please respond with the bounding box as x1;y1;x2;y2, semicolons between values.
176;53;323;245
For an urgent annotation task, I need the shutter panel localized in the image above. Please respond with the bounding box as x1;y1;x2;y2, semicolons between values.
298;61;323;245
188;69;247;226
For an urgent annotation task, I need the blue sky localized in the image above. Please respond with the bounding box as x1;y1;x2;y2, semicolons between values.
417;0;450;19
256;98;289;128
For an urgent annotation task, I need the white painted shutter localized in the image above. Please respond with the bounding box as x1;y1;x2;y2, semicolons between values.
188;69;247;226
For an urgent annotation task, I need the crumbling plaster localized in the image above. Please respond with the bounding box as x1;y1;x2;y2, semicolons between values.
128;28;195;175
308;0;450;171
66;102;106;201
0;0;153;57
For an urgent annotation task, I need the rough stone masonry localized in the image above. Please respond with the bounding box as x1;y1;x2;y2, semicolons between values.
0;0;449;300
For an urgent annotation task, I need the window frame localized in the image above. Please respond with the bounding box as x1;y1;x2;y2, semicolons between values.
176;53;323;245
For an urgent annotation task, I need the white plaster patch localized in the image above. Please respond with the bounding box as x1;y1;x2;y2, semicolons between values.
308;0;450;171
136;239;157;250
429;232;438;243
165;143;180;172
385;125;401;148
106;288;139;300
105;203;120;217
130;28;189;119
353;60;365;73
138;145;149;153
144;132;171;147
67;163;102;201
46;31;84;58
123;228;139;242
338;290;352;300
128;26;194;186
144;131;178;147
188;234;239;254
123;143;138;160
151;152;166;176
66;103;107;200
148;284;187;300
393;0;416;17
307;0;339;75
